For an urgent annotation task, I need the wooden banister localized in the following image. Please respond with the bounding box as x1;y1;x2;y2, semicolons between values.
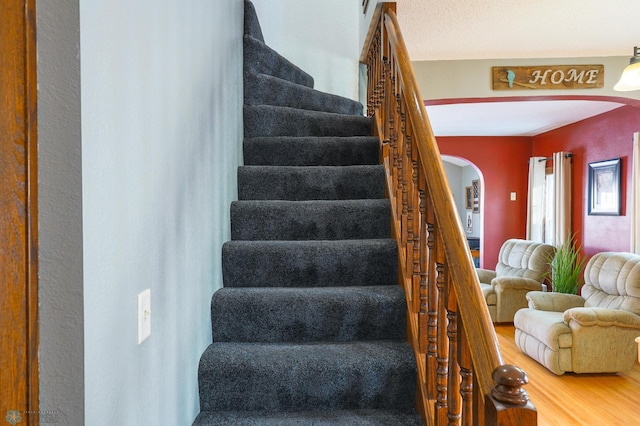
361;3;537;425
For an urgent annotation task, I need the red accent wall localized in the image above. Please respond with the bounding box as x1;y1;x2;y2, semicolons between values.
437;136;532;268
532;105;640;257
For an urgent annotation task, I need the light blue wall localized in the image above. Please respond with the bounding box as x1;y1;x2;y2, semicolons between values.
80;0;243;423
38;0;242;424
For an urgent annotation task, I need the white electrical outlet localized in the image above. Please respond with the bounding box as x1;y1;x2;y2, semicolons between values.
137;289;151;344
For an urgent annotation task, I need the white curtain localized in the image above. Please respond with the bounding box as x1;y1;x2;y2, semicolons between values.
631;133;640;254
526;157;547;242
553;151;572;246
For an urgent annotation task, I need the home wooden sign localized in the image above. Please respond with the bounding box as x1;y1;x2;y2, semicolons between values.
492;65;604;90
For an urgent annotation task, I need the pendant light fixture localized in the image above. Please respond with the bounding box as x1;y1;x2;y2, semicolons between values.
614;46;640;91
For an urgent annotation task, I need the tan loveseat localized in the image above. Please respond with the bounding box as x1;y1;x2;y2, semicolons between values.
514;251;640;375
477;239;554;323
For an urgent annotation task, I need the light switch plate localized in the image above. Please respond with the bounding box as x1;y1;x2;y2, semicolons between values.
137;289;151;344
510;192;517;201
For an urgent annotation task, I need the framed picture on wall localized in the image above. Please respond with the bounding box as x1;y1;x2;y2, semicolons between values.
465;186;472;210
472;179;480;213
587;158;621;216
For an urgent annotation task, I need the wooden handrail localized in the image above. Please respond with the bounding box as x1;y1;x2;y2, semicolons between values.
361;3;537;425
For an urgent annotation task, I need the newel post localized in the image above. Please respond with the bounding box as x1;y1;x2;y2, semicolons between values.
484;365;537;425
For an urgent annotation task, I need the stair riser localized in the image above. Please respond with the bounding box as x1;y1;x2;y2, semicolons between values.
244;72;363;115
230;200;391;241
222;239;397;288
198;342;417;412
211;286;406;343
238;165;385;201
243;136;380;166
244;105;371;138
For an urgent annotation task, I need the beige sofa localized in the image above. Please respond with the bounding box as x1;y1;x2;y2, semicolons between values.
477;239;554;323
514;252;640;375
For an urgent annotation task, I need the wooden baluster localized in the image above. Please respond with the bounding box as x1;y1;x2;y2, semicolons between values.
409;126;420;314
435;232;449;425
418;177;428;344
458;320;474;426
447;281;461;426
485;365;537;425
425;194;438;399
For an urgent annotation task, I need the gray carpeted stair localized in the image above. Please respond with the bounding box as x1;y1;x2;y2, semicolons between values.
245;71;363;115
221;239;397;288
238;165;385;200
243;136;380;166
194;1;422;424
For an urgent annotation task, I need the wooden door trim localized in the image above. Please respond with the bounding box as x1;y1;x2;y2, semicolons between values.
0;0;39;422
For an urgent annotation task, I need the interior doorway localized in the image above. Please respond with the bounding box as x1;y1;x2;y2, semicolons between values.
442;155;484;267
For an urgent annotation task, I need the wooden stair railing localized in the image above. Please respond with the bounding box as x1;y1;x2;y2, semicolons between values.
360;4;537;425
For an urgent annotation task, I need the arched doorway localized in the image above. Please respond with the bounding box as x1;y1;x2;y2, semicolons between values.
441;155;484;267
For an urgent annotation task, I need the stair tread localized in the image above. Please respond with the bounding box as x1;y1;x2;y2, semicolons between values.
245;71;363;115
222;239;397;288
237;165;385;201
244;35;314;88
193;408;423;425
230;199;391;241
244;105;371;138
198;340;416;413
211;285;405;343
243;136;380;166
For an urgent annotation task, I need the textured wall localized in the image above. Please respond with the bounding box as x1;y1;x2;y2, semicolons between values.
37;1;84;424
79;0;243;424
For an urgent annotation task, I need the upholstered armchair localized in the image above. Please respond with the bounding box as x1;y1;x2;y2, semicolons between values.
477;239;554;323
514;252;640;375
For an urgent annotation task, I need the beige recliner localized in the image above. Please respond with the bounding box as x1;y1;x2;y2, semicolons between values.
514;252;640;375
477;239;554;323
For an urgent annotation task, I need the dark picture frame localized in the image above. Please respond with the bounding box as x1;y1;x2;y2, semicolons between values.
587;158;621;216
465;186;472;210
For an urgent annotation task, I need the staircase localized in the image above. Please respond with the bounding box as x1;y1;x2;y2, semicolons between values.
193;2;422;424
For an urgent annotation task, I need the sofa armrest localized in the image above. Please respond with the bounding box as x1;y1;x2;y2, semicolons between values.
564;307;640;329
492;276;543;292
526;291;585;312
476;268;496;285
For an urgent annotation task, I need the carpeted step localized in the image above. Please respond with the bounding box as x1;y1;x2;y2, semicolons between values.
230;199;390;241
243;136;380;166
211;286;406;343
237;165;385;201
193;409;424;425
244;105;371;138
245;71;363;115
243;0;264;43
197;340;417;413
222;239;397;288
244;35;314;88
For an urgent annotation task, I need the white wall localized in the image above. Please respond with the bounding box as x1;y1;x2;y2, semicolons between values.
251;0;361;101
38;1;243;424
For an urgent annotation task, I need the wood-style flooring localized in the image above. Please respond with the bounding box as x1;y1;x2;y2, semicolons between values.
495;324;640;426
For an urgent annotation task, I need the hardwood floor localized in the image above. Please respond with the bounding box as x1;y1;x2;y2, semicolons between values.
495;324;640;426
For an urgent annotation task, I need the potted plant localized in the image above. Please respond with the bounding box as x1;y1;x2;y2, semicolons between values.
547;233;586;294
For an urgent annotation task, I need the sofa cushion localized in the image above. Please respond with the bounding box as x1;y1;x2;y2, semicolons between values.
582;252;640;316
494;239;554;281
513;309;572;349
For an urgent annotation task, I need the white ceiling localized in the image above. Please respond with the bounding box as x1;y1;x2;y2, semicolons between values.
426;100;624;137
393;0;640;137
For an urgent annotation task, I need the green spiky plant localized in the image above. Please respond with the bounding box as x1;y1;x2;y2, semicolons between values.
548;233;586;294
